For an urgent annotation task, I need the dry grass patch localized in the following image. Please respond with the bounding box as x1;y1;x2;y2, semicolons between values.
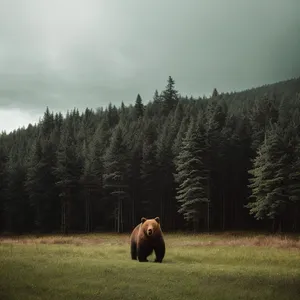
169;234;300;250
1;231;300;250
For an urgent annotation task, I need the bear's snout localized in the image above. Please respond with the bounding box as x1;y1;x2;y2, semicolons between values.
147;228;153;236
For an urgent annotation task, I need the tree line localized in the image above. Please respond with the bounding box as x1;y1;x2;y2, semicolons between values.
1;76;300;235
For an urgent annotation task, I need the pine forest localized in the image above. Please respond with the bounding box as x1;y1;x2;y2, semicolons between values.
1;76;300;235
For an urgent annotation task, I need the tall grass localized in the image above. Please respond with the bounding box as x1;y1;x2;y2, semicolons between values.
1;232;300;300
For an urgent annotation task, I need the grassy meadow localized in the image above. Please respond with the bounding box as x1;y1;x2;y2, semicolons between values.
1;232;300;300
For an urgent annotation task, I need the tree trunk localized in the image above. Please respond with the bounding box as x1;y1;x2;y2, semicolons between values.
132;191;135;228
193;216;199;233
278;218;282;233
114;201;117;232
85;188;90;233
90;189;93;232
160;195;164;228
207;177;211;232
222;191;225;231
61;198;66;234
120;196;123;233
66;187;71;235
36;198;41;232
207;202;210;232
116;199;119;233
293;206;299;232
272;218;277;233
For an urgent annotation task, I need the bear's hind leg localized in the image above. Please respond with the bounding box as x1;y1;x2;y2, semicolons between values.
131;241;137;260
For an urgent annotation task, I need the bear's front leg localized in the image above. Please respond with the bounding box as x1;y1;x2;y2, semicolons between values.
154;241;165;263
137;244;149;262
138;257;149;262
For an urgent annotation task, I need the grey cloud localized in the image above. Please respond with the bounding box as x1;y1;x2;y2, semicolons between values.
0;0;299;114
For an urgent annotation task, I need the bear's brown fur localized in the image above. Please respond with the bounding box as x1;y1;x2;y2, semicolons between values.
130;217;165;263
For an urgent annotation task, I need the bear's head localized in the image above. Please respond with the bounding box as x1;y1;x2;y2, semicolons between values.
141;217;161;237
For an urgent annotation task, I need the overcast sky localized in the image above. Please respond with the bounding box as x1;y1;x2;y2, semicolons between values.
0;0;300;133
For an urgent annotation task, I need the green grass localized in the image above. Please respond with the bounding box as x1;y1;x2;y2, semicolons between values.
1;232;300;300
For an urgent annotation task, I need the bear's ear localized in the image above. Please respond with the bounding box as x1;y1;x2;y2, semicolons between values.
154;217;160;224
141;217;147;223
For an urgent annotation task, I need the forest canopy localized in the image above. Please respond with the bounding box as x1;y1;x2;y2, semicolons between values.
1;76;300;234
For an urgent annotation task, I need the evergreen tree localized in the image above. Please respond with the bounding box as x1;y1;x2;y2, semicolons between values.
156;118;177;229
54;120;83;233
161;76;179;115
212;88;219;98
140;121;158;217
285;118;300;231
134;94;144;119
25;133;60;232
41;107;55;137
25;136;44;231
172;115;190;157
145;90;163;119
55;120;83;186
204;98;227;230
288;143;300;231
153;89;161;104
169;100;185;156
103;125;130;232
249;93;279;151
107;103;120;128
246;124;289;231
6;152;32;233
174;115;209;231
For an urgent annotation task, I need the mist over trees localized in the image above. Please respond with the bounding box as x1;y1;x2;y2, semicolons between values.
1;76;300;234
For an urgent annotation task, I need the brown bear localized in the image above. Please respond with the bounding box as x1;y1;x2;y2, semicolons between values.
130;217;165;263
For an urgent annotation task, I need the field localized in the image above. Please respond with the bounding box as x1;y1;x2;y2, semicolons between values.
1;232;300;300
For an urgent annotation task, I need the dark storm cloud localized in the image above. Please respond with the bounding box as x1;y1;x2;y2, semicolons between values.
0;0;299;114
